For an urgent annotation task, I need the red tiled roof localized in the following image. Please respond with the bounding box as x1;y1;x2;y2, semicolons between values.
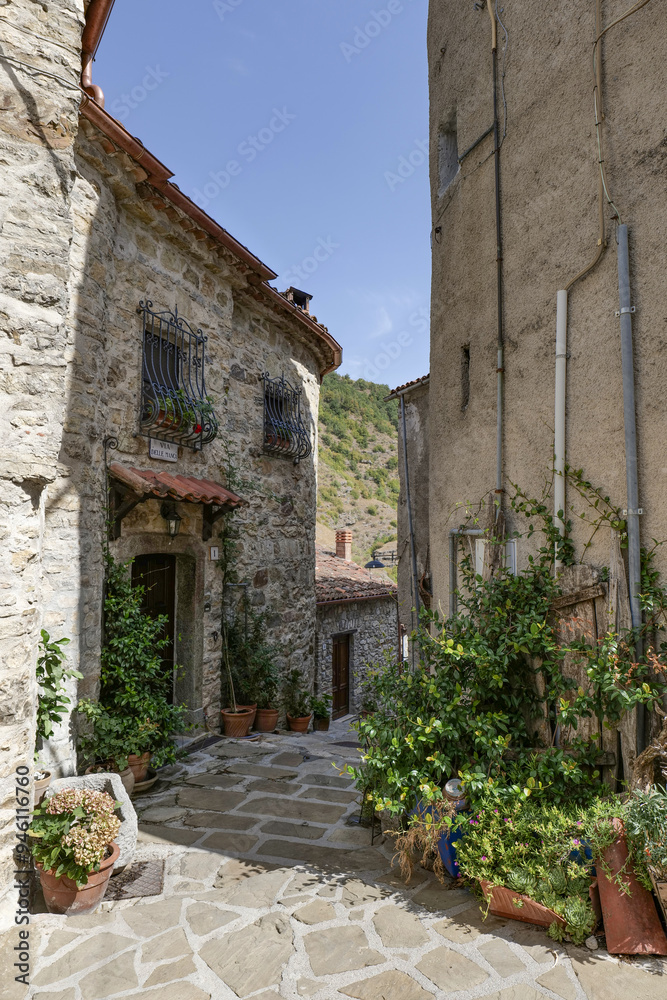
385;374;430;400
315;545;397;605
109;462;245;508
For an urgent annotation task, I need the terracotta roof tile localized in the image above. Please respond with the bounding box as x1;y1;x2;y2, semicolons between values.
315;544;397;604
385;373;430;399
109;462;245;508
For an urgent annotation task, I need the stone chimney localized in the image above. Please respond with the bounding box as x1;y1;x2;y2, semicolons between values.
335;530;352;562
284;286;312;314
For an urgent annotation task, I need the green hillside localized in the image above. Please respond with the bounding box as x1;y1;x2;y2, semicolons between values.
317;373;399;572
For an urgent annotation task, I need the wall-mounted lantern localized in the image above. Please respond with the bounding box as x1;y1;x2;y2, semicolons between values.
160;502;182;538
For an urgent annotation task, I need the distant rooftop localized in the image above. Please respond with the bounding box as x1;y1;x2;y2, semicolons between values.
385;374;430;400
315;544;397;605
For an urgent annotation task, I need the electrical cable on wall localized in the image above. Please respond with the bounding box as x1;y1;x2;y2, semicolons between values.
495;0;509;141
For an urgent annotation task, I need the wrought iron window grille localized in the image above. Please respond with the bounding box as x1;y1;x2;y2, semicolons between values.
261;372;312;464
139;301;218;451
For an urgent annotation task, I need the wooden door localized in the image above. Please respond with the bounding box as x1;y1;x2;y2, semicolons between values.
331;634;350;719
131;554;176;702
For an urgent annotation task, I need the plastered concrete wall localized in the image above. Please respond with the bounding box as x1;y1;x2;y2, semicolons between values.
30;119;323;776
395;385;430;634
0;0;85;904
428;1;667;609
316;598;398;714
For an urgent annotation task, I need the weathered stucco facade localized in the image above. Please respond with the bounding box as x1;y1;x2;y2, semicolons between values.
386;377;430;639
427;0;667;608
422;0;667;775
0;0;341;900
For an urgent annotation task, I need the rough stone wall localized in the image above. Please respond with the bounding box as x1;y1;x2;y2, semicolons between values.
316;598;398;714
427;1;667;608
0;0;84;905
34;118;323;774
395;384;430;636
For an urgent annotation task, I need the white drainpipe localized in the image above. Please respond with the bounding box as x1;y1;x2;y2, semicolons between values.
554;289;568;566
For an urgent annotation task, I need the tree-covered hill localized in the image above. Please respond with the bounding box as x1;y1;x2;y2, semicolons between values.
317;373;399;571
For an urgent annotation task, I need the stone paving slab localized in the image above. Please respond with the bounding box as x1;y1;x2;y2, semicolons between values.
26;721;667;1000
183;772;240;789
261;820;328;840
176;787;246;812
237;795;347;823
182;810;257;830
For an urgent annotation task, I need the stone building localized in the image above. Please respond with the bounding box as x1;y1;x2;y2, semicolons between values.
386;376;430;642
0;0;341;895
315;532;398;718
418;0;667;771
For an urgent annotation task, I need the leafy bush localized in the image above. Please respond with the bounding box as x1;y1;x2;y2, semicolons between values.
85;554;189;768
223;601;279;709
367;506;378;516
35;630;82;759
625;786;667;884
29;788;121;887
311;694;332;719
451;796;599;945
282;668;312;718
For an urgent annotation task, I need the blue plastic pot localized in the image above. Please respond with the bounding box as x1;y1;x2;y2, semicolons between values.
411;797;468;878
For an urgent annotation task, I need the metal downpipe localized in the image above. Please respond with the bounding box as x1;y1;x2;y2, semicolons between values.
487;0;504;512
616;224;645;753
554;289;568;564
400;396;420;665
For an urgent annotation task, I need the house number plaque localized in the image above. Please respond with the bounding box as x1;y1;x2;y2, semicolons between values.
149;439;179;462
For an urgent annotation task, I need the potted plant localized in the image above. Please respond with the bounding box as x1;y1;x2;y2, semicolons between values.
35;630;82;803
95;554;190;766
255;659;280;733
223;601;279;734
29;787;121;915
282;668;313;733
311;694;332;732
590;801;667;955
77;701;137;793
625;785;667;923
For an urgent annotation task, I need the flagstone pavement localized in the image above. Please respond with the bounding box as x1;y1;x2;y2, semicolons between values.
14;720;667;1000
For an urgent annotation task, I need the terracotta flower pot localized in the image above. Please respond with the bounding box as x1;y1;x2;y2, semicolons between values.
313;716;330;732
596;819;667;955
221;708;253;738
255;708;279;732
127;752;151;783
287;713;312;733
480;880;566;930
117;767;135;796
34;771;52;806
36;841;120;916
236;703;257;728
85;763;136;796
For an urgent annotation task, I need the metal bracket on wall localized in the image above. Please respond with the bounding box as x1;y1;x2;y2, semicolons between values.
615;306;636;316
202;504;227;541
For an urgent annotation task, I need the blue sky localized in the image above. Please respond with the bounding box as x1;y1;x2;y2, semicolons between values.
95;0;431;389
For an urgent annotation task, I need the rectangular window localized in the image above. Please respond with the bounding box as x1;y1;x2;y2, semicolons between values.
438;125;459;196
261;373;311;464
475;538;517;577
461;345;470;411
139;300;218;451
